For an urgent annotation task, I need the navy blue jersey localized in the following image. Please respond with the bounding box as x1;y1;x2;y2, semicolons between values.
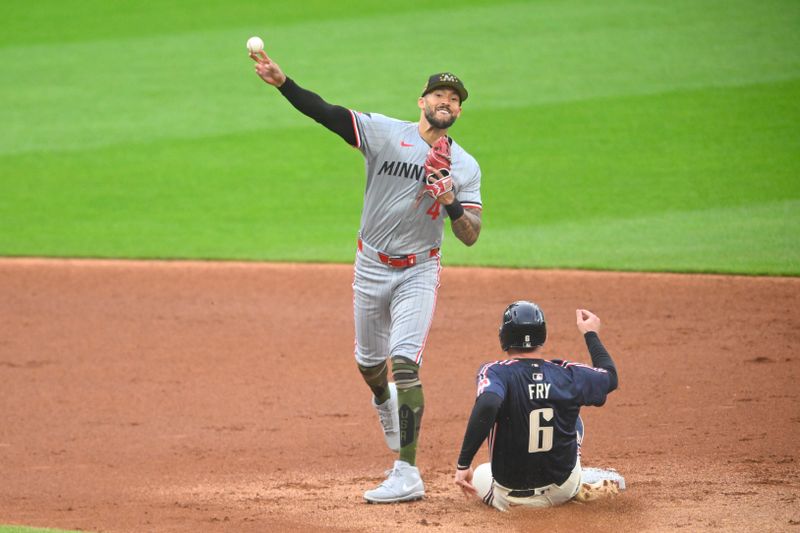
476;358;610;489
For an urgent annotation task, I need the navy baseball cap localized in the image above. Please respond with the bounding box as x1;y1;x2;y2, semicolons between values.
421;72;468;102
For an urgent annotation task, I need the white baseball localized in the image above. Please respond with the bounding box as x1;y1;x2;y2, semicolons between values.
247;36;264;53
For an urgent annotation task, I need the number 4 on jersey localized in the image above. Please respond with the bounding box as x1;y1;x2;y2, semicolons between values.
426;201;441;220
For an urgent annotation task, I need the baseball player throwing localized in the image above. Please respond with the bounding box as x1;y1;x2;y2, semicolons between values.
251;50;482;503
454;302;624;510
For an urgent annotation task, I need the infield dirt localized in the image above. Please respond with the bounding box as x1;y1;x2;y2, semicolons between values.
1;259;798;532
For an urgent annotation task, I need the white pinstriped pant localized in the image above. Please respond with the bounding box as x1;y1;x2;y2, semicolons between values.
473;417;586;511
352;247;441;367
473;458;582;511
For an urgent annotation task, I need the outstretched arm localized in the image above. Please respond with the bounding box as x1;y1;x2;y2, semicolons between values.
250;50;287;87
576;309;619;391
250;51;357;146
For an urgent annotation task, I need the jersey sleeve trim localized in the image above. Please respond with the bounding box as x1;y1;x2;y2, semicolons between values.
476;359;517;396
550;359;608;373
462;202;482;210
350;110;362;149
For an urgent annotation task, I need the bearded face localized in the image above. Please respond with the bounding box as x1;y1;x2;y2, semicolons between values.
419;88;462;130
423;99;458;129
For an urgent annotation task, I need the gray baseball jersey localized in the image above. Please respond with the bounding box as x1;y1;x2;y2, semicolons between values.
349;111;482;366
352;112;482;254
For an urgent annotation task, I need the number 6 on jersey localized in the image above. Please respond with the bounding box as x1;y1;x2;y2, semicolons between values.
529;408;554;453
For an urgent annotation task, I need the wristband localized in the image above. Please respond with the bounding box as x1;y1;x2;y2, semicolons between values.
457;464;471;470
445;199;465;220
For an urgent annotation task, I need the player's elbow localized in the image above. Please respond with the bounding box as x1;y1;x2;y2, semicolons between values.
607;369;619;392
459;223;481;246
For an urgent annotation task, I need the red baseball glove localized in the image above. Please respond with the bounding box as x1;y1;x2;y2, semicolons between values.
424;136;453;199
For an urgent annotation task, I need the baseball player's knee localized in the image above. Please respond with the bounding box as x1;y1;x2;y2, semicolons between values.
391;356;420;390
354;340;389;367
358;360;388;380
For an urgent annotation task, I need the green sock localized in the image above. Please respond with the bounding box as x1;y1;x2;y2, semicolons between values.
392;358;424;466
358;360;389;404
397;385;424;465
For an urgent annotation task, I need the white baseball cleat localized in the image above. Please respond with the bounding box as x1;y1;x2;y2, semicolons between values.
372;382;400;452
364;460;425;503
580;467;626;490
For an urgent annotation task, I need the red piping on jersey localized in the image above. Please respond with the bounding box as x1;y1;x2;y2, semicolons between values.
477;359;518;396
349;110;361;148
351;256;360;360
413;255;442;365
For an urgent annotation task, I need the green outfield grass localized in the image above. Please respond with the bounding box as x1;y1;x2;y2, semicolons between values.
0;526;86;533
1;0;798;274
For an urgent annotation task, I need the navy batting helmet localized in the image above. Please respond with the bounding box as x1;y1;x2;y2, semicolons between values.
499;301;547;351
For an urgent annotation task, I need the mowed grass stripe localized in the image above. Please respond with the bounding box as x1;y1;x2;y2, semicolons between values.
0;0;797;273
444;199;800;274
1;79;796;272
447;79;799;273
2;0;797;156
0;527;86;533
0;0;501;47
466;78;800;224
0;128;364;260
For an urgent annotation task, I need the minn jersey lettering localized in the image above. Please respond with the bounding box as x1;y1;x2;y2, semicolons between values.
377;160;426;181
528;382;551;400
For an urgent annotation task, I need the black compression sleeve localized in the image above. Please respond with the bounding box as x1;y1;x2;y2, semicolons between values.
457;392;503;469
277;77;357;146
584;331;619;392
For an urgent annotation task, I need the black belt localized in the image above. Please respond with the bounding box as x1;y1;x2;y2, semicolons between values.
508;488;545;498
